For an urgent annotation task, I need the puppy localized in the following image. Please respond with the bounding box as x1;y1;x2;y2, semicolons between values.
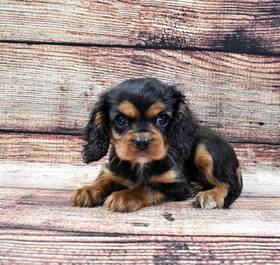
71;78;243;212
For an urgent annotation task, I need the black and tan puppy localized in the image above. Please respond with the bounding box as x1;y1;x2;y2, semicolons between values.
71;78;242;212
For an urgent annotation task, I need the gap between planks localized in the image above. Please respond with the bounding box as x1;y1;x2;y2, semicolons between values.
1;39;279;56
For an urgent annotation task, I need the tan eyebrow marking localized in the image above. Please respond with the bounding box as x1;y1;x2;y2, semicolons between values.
146;101;166;119
118;100;140;119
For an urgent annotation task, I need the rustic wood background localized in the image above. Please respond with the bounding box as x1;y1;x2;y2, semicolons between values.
0;0;279;264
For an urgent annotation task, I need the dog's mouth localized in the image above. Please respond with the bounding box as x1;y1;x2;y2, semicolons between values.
131;141;167;164
135;153;150;164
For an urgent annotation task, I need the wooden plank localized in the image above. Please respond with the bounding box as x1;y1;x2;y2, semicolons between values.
0;229;279;265
0;162;279;197
233;143;280;166
0;44;279;143
0;161;103;191
0;133;85;165
0;187;279;237
0;133;279;165
0;1;279;54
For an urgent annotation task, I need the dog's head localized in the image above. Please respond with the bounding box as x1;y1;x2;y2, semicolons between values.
83;78;198;164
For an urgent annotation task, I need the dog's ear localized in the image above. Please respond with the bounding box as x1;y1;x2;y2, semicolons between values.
83;94;110;163
168;90;198;157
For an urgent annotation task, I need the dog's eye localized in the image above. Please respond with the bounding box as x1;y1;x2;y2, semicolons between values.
156;114;169;127
115;115;129;128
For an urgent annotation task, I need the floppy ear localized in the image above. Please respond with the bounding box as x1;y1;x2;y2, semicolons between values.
168;94;198;157
83;96;110;164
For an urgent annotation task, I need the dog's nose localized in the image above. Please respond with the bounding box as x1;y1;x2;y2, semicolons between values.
133;137;151;151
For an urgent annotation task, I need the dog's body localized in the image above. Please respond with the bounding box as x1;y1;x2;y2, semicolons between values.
71;78;243;211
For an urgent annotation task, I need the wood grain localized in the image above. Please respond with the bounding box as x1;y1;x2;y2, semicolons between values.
0;1;279;54
0;162;279;197
233;143;280;165
0;187;279;237
0;133;85;165
1;44;279;143
0;133;279;166
0;229;279;265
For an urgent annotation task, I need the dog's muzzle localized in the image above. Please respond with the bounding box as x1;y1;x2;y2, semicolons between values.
133;136;151;151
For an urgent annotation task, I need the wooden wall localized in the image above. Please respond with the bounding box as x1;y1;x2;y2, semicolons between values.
0;1;279;168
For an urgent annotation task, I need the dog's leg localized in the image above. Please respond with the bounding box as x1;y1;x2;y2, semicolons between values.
194;184;229;209
104;186;164;212
70;169;132;207
193;143;241;209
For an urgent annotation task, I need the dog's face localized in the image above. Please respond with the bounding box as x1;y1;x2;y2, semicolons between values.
83;78;197;164
110;98;170;164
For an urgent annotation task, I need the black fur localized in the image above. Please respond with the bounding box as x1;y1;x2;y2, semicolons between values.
83;96;110;163
168;106;198;157
83;78;243;208
186;127;243;208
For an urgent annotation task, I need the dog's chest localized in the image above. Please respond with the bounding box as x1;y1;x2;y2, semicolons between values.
108;157;176;185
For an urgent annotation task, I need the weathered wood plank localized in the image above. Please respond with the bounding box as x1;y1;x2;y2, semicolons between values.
0;133;85;165
0;133;279;165
0;44;279;143
0;162;279;197
0;161;102;191
0;229;279;265
233;143;280;166
0;187;279;237
0;1;279;54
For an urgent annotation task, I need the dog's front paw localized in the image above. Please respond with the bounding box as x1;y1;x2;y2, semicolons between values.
104;190;143;212
194;188;225;209
70;185;104;207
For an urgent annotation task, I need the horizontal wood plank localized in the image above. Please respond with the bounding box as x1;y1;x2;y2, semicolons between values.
0;162;279;197
0;187;279;237
0;229;279;264
1;44;279;143
0;133;279;166
233;143;280;166
0;133;85;165
0;1;279;54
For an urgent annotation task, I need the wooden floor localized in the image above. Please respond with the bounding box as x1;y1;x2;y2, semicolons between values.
0;163;279;264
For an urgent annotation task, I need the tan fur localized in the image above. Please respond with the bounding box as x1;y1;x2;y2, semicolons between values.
70;168;134;207
112;125;167;163
95;112;104;127
195;183;229;209
194;144;229;208
149;170;178;184
118;100;140;119
195;144;217;185
103;168;135;189
104;186;164;212
145;101;166;118
236;166;242;185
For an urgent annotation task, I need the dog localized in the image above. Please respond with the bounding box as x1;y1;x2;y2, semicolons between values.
71;78;243;212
